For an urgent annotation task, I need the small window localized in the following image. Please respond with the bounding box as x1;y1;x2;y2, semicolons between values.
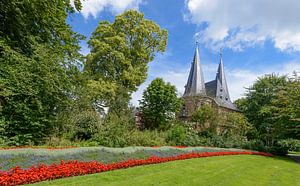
220;96;223;99
225;97;228;101
220;88;223;92
181;105;187;116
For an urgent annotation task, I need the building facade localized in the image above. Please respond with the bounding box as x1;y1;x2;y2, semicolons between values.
180;45;238;120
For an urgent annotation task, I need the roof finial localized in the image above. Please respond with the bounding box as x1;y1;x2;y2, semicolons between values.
196;41;199;47
219;47;223;58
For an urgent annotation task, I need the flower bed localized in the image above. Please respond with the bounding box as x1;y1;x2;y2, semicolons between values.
0;146;246;171
0;151;272;186
0;146;78;151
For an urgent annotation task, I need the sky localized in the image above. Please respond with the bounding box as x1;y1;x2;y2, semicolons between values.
68;0;300;106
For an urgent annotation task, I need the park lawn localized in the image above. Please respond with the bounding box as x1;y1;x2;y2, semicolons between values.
32;155;300;186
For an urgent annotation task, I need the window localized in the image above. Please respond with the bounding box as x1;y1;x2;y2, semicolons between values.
181;105;187;117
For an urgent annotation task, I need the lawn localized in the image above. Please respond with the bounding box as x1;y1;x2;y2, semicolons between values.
32;155;300;186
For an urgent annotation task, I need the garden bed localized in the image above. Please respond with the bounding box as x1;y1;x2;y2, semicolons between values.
0;146;272;185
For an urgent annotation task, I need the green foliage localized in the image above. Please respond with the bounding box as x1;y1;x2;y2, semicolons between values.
239;74;300;147
278;139;300;152
0;0;82;57
220;112;253;137
0;0;84;145
140;78;182;130
58;109;102;141
191;106;252;138
167;124;187;145
241;139;266;152
272;75;300;139
93;113;133;147
191;105;217;132
1;0;296;153
85;10;168;112
92;111;167;147
265;143;289;155
125;130;167;147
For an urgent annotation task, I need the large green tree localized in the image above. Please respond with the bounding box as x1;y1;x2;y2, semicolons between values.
0;0;83;145
236;74;299;146
272;73;300;139
140;78;181;130
85;10;168;113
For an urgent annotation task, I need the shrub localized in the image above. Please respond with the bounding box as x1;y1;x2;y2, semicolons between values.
166;125;187;145
191;106;217;133
92;112;135;147
57;109;102;141
266;144;288;155
126;130;167;146
242;139;266;152
278;139;300;152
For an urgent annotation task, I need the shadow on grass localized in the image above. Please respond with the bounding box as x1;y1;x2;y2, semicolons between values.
268;155;300;165
287;154;300;165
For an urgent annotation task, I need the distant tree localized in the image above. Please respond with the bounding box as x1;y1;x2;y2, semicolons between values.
140;78;181;130
85;10;168;113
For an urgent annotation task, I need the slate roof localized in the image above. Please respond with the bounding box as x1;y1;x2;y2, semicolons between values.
184;46;238;111
183;44;206;97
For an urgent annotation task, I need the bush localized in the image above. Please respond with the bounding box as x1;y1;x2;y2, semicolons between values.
166;125;187;145
242;139;266;152
278;139;300;152
92;112;135;147
126;130;167;146
266;144;288;155
56;109;102;141
93;121;128;147
94;111;168;147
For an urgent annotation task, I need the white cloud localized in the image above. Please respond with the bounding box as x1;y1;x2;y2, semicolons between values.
227;61;300;99
72;0;143;19
131;60;300;106
185;0;300;51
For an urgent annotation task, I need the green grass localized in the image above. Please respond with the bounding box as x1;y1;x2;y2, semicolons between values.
32;155;300;186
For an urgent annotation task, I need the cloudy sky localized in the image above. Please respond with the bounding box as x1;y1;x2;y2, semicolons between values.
69;0;300;106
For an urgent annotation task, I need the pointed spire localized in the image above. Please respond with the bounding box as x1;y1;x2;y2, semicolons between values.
184;43;206;96
216;48;230;100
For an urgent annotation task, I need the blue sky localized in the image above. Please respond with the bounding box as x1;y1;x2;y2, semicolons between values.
69;0;300;106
